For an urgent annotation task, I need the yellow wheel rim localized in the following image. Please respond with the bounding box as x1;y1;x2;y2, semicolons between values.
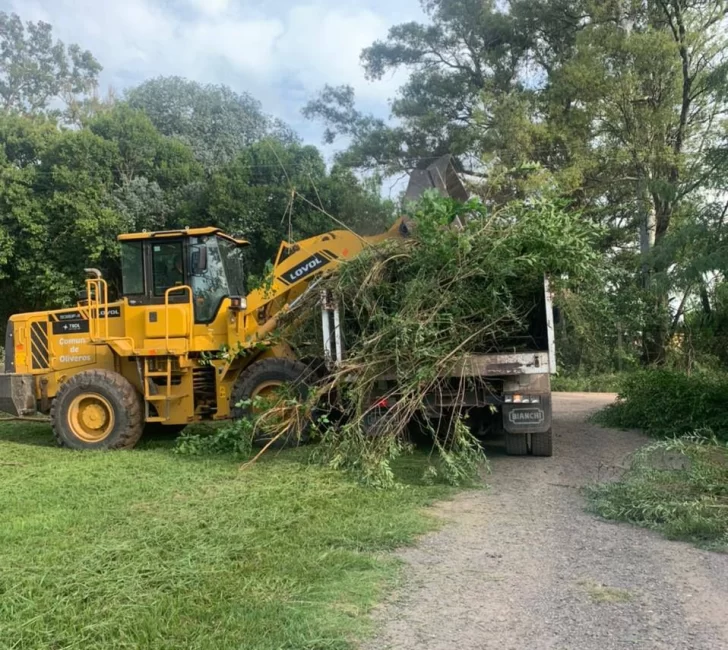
250;381;285;414
67;393;115;442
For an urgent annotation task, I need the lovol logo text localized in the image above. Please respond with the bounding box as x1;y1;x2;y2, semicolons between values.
293;256;323;278
282;254;329;284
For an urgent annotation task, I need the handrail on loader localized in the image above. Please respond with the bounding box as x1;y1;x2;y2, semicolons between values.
163;285;194;351
84;275;109;341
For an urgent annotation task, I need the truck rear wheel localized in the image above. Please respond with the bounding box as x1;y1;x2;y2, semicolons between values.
231;358;313;448
505;433;529;456
51;370;144;450
530;430;553;457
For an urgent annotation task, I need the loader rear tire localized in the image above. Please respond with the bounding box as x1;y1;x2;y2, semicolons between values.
231;358;314;449
505;433;529;456
51;370;144;450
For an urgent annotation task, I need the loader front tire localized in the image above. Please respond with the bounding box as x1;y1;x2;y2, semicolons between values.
231;358;313;449
51;370;144;450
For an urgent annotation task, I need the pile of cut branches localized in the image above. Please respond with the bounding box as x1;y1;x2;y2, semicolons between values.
179;193;600;486
284;193;601;486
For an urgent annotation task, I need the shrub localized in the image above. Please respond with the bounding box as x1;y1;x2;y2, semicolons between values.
594;370;728;441
176;419;254;457
175;393;304;457
586;434;728;549
551;373;626;393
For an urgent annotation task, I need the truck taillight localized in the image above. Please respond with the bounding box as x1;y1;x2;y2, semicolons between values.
504;395;541;404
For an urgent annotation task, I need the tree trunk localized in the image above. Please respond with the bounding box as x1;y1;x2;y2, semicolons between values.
617;323;624;372
641;193;670;365
638;191;656;290
699;281;711;315
642;292;669;365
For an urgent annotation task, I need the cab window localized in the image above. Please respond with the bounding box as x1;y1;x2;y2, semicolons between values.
120;241;144;295
152;241;184;296
189;236;229;322
218;237;246;296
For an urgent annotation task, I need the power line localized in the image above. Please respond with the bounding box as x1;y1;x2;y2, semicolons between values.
0;150;596;177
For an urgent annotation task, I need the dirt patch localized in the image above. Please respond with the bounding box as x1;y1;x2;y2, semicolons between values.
364;393;728;650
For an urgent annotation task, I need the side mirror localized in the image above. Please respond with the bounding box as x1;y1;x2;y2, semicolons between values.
77;289;89;305
191;245;208;275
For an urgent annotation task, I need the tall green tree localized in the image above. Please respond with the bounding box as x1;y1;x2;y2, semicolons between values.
87;104;204;232
530;1;728;362
0;12;101;118
127;77;297;170
303;0;528;173
0;115;120;319
305;0;728;365
0;106;206;322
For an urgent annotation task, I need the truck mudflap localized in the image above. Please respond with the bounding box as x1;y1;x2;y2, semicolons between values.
502;394;552;434
0;374;36;416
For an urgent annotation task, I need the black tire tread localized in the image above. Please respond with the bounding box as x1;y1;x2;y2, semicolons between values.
530;429;553;457
505;433;529;456
231;358;313;448
51;369;144;450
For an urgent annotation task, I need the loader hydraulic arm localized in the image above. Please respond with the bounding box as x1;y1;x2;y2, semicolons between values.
243;217;410;336
240;152;468;339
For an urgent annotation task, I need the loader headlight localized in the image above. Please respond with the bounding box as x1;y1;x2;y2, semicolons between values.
229;296;247;311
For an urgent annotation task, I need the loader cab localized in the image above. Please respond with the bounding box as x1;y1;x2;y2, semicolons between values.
118;228;249;324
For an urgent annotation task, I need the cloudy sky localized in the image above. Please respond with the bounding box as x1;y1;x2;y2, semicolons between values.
1;0;426;152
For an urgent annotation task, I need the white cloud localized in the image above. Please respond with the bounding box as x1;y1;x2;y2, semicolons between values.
276;4;405;103
187;0;231;17
3;0;423;136
182;19;285;76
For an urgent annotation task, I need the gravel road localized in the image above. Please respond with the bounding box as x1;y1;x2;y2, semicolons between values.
365;393;728;650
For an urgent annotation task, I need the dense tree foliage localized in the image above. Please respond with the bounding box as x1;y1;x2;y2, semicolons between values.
0;12;101;119
0;108;202;317
305;0;728;369
0;13;395;327
5;4;728;374
198;139;394;272
126;77;298;170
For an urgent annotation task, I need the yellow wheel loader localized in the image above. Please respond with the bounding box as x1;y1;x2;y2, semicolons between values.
0;157;557;455
0;220;407;450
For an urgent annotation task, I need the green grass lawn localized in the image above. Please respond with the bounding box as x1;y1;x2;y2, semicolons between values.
0;421;455;650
